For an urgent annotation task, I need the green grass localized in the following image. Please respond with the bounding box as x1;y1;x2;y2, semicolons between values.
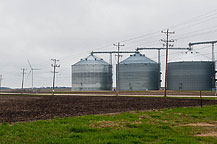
0;105;217;144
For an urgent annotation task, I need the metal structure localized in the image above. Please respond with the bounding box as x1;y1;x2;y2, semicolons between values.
136;47;191;64
91;50;137;94
118;52;160;91
167;52;215;91
71;54;112;91
136;47;190;93
189;40;217;61
91;51;137;65
189;40;217;90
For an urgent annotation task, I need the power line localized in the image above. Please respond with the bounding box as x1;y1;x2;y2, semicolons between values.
170;9;217;29
122;17;217;52
120;31;160;43
174;16;217;33
18;8;217;70
175;28;217;41
5;9;217;89
174;25;217;39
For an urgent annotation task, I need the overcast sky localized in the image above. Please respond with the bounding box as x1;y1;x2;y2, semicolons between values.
0;0;217;88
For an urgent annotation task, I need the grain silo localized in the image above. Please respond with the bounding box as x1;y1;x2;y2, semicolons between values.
71;54;112;91
118;52;160;91
167;51;215;91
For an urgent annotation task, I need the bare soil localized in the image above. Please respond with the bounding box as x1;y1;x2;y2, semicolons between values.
185;123;216;127
0;95;217;123
57;90;217;96
196;132;217;137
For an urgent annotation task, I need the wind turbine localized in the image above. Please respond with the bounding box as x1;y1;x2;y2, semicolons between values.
27;59;40;92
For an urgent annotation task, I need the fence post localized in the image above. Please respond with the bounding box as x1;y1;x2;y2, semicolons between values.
200;91;202;108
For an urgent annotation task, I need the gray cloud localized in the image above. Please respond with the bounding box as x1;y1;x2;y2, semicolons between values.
0;0;217;88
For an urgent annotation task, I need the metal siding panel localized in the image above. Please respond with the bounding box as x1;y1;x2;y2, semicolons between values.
71;64;112;91
119;63;160;91
167;61;215;90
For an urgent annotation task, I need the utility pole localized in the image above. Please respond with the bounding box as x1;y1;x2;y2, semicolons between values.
51;59;60;95
161;29;175;97
0;75;3;92
113;42;124;96
21;68;27;94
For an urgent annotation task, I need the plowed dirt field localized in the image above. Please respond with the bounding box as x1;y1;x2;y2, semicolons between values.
0;95;217;123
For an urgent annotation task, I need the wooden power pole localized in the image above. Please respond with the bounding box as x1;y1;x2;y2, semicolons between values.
161;29;175;97
0;75;3;92
21;68;27;94
51;59;60;95
113;42;124;96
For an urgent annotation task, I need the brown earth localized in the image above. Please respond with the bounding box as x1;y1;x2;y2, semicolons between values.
196;132;217;137
3;90;217;96
0;95;217;123
185;123;216;127
57;90;217;96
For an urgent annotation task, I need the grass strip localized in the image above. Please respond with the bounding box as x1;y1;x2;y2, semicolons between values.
0;105;217;144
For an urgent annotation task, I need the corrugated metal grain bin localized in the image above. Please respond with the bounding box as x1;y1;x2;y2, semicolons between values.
118;52;160;91
71;54;112;91
167;51;215;91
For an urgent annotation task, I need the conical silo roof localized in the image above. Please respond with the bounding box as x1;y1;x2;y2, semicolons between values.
120;52;156;64
74;54;109;65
